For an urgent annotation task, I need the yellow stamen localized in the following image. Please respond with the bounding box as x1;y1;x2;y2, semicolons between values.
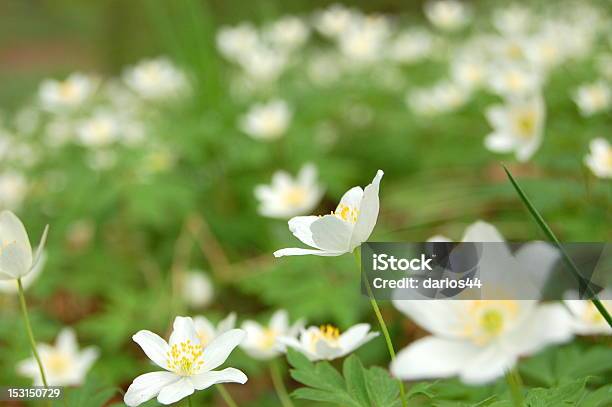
166;340;204;376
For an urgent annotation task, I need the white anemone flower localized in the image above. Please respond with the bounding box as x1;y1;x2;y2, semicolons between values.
76;111;120;148
123;57;188;101
255;164;324;219
240;100;292;141
193;313;237;347
388;30;433;64
240;310;304;360
451;55;488;91
484;94;545;162
573;82;611;117
564;291;612;335
39;73;96;112
391;300;573;384
280;323;378;361
266;16;310;51
216;23;260;61
181;270;214;309
424;0;471;32
314;4;357;38
584;138;612;179
0;171;28;210
273;170;383;257
487;65;541;98
17;328;98;386
337;17;389;63
0;211;48;280
124;317;247;406
493;5;531;35
407;82;469;116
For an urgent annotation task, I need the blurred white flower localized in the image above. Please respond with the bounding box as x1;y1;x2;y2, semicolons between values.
238;46;288;83
0;211;47;280
424;0;471;32
564;291;612;335
45;118;74;148
240;100;292;141
280;323;378;361
87;150;117;172
388;30;433;64
274;170;383;257
0;251;45;294
0;171;28;210
181;270;214;309
266;16;310;51
484;94;545;162
573;81;611;117
255;164;324;219
584;138;612;179
193;313;236;347
451;55;488;91
407;81;469;116
337;22;387;63
124;316;247;406
487;65;541;98
307;52;343;86
240;310;304;360
597;54;612;81
493;5;531;35
314;4;356;38
39;73;96;112
123;58;188;101
76;111;120;147
17;328;98;386
217;23;260;61
524;31;565;73
391;300;572;384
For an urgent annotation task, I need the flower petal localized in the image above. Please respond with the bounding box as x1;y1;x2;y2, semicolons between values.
310;215;352;252
287;216;320;248
169;316;200;347
157;377;194;405
273;248;344;257
191;368;248;390
124;371;179;407
391;336;481;380
337;186;364;209
32;224;49;270
76;347;99;375
350;170;383;248
459;343;517;384
0;211;32;252
270;309;289;332
338;323;374;350
133;330;169;370
462;221;504;242
217;313;237;334
56;328;78;354
203;329;246;371
0;242;33;279
484;132;515;153
392;300;466;338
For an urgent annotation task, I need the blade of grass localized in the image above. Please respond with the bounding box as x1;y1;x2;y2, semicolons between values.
502;164;612;328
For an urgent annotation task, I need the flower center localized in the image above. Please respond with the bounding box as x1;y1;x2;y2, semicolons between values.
282;187;308;207
59;81;77;101
46;352;71;375
514;110;536;138
332;203;359;224
480;310;504;335
464;301;519;345
167;340;204;376
259;328;278;349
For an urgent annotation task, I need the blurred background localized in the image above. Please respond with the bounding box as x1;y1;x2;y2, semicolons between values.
0;0;610;405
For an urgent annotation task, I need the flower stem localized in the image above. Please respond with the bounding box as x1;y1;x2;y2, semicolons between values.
17;278;48;388
505;368;524;407
270;359;294;407
187;395;193;407
355;250;408;407
216;384;238;407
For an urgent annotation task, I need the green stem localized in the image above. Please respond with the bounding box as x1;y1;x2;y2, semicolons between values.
17;278;48;388
505;368;524;407
216;384;238;407
187;394;193;407
270;359;294;407
503;165;612;328
355;250;408;407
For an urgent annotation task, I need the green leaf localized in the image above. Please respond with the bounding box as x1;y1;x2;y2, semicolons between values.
343;356;370;406
524;378;588;406
579;384;612;407
365;366;401;407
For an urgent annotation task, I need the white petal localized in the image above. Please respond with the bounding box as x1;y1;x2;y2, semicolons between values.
217;313;237;334
514;242;560;294
277;336;317;360
391;337;481;380
298;163;317;185
485;105;507;129
314;340;344;360
459;344;517;384
270;309;289;332
338;323;373;350
133;330;169;370
590;138;609;155
0;242;32;279
124;372;179;407
288;216;321;248
76;347;99;374
56;328;78;354
32;225;48;271
350;170;383;248
0;211;32;252
191;368;248;390
273;247;344;257
310;215;353;252
462;221;504;242
484;132;515;153
427;235;452;242
392;300;465;338
203;329;246;371
157;377;194;405
337;186;364;209
169;316;200;347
